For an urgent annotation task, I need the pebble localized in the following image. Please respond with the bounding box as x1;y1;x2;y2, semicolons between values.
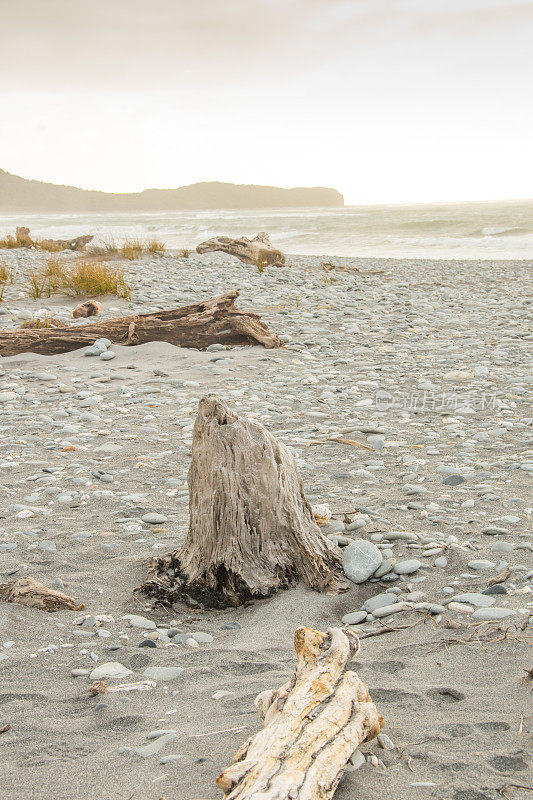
142;513;168;524
122;614;157;629
341;610;367;625
472;607;515;620
342;540;382;583
467;559;496;570
89;662;133;680
449;593;495;608
394;559;422;575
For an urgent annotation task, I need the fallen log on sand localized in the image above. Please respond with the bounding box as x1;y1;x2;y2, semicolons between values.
140;395;346;608
196;232;285;267
10;227;93;251
0;577;76;611
216;626;384;799
0;291;283;357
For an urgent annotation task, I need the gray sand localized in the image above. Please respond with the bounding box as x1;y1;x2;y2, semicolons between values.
0;249;531;800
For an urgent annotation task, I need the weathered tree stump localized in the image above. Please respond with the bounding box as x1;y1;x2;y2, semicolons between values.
0;577;76;611
0;292;283;357
217;626;384;799
196;232;285;267
140;395;345;608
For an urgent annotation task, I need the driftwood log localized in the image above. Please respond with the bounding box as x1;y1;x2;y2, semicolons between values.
0;577;76;611
39;234;93;251
196;232;285;267
10;228;93;251
140;395;345;608
217;626;384;799
0;292;283;357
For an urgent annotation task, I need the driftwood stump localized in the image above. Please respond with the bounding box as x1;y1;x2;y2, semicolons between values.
0;292;283;357
196;232;285;267
218;626;384;799
140;395;345;607
0;577;76;611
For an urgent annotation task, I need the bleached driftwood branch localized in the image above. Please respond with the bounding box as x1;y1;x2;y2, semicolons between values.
0;291;283;357
196;232;285;267
217;626;384;799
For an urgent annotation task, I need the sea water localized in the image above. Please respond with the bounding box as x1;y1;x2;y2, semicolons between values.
1;199;532;259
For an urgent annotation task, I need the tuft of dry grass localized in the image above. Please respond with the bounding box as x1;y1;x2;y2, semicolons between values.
146;238;166;254
179;248;190;259
120;238;145;260
20;315;65;329
0;263;14;283
0;235;20;249
24;257;132;300
61;259;131;298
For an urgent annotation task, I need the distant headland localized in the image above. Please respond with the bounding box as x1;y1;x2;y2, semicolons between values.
0;169;344;213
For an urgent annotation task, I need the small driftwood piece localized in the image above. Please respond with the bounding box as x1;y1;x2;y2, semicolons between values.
217;626;384;799
0;577;76;611
73;299;102;318
0;291;283;357
140;395;345;608
196;232;285;267
39;234;93;251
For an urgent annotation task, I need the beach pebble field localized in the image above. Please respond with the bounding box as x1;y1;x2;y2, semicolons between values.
0;248;531;800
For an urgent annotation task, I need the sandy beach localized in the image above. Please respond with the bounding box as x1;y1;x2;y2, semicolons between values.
0;247;531;800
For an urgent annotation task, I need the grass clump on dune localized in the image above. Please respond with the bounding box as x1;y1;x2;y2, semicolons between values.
24;257;132;300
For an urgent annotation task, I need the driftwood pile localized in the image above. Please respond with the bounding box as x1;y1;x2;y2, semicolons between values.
0;291;283;357
140;394;346;608
196;232;285;267
217;626;384;799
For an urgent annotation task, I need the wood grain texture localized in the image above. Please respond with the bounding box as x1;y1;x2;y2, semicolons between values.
141;395;346;607
0;577;76;611
196;232;285;266
0;291;283;356
217;626;385;799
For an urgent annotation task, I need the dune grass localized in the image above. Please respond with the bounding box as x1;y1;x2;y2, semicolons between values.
24;257;132;300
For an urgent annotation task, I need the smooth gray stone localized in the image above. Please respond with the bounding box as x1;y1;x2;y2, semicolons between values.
373;558;396;578
122;614;157;630
442;474;467;485
472;607;515;620
450;593;495;608
372;602;411;618
467;559;496;570
341;610;367;625
90;662;133;680
142;513;168;524
342;540;382;584
394;559;422;575
191;632;213;643
362;592;400;613
482;527;510;535
434;556;448;568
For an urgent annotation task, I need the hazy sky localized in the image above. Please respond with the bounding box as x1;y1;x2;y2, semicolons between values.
1;0;532;203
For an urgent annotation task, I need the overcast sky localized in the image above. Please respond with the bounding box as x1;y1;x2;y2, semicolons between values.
1;0;532;203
